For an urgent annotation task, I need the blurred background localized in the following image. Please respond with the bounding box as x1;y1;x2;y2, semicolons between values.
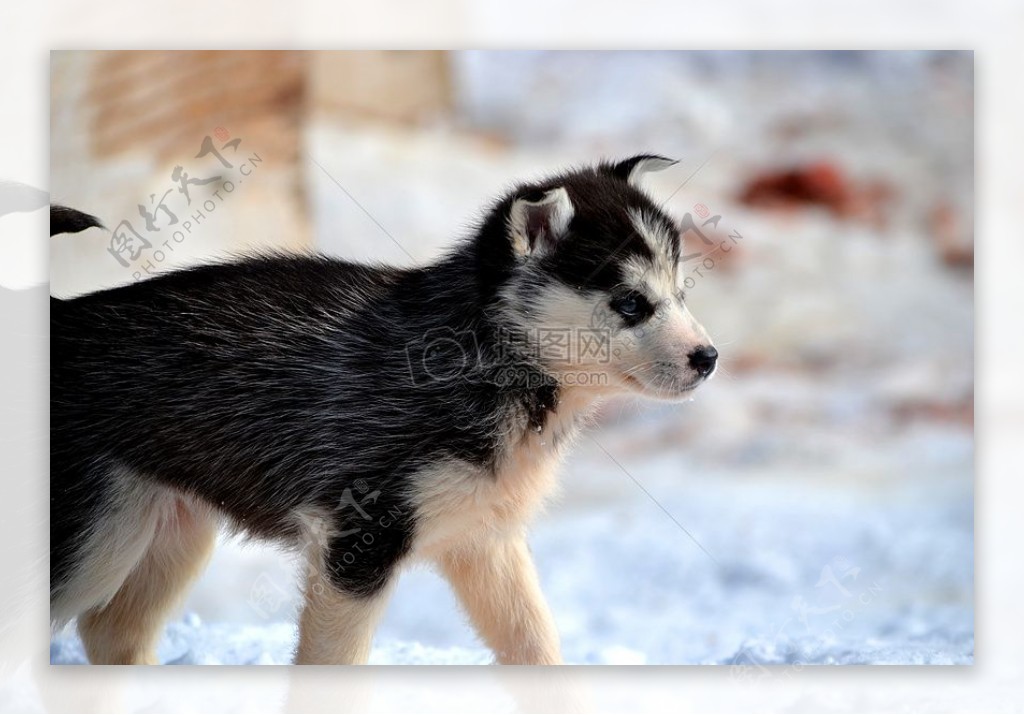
49;50;973;665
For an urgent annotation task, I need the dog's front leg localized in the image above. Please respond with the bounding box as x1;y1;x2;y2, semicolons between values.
441;532;562;665
294;555;394;665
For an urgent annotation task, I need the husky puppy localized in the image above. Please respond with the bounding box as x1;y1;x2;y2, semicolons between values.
50;155;717;665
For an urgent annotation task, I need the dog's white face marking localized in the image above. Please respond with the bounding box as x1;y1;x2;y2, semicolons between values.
629;208;678;280
613;210;714;398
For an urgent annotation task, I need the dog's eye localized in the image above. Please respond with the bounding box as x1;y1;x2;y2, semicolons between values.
610;292;653;325
617;296;639;315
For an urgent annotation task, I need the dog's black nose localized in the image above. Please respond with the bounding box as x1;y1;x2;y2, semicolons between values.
688;345;718;376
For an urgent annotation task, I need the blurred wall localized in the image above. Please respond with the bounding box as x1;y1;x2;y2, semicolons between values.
310;51;452;124
50;50;311;296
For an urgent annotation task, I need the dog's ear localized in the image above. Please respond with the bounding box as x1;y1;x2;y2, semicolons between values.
607;154;677;187
508;187;574;258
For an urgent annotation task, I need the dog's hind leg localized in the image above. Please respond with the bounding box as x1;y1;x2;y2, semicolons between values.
77;497;217;665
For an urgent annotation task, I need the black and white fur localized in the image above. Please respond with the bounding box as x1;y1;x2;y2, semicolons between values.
50;155;717;665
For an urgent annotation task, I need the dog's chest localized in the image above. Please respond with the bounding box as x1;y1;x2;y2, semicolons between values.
409;393;591;558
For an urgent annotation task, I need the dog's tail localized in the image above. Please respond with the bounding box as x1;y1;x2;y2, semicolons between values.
50;205;103;237
50;206;104;302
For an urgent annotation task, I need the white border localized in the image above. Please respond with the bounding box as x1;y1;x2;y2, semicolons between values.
1;2;1015;712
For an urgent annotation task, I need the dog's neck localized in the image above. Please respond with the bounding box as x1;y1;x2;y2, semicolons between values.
423;239;611;446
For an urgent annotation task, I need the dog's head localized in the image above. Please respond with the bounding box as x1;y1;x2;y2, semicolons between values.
491;155;716;400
